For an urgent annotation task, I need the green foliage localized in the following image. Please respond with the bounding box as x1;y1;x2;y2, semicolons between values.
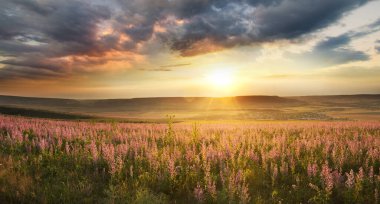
132;189;169;204
1;116;380;203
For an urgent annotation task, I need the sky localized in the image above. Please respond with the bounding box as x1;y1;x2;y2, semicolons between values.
0;0;380;99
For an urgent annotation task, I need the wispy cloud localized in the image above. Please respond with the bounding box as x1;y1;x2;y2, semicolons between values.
159;63;191;68
138;63;191;71
138;68;172;72
286;18;380;68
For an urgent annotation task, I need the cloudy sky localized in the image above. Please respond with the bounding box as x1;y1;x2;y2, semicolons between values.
0;0;379;98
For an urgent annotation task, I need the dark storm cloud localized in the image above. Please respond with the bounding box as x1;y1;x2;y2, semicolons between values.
11;0;55;16
0;41;45;56
0;0;112;53
167;0;368;55
124;25;154;42
0;0;371;80
45;3;110;44
115;0;369;56
0;0;114;79
252;0;367;39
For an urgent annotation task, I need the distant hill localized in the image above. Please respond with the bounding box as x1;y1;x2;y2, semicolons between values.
0;94;379;120
0;95;302;111
0;106;94;120
290;95;380;109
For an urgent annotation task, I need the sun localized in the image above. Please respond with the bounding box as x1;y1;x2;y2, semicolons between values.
207;69;234;87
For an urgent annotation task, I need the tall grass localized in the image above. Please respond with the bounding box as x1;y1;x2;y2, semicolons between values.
0;115;379;203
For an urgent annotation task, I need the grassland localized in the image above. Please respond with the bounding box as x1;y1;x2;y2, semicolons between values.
1;94;380;121
0;94;379;203
1;114;380;203
0;106;94;120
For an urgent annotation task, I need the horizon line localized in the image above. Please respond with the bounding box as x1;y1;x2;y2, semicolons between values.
1;93;380;101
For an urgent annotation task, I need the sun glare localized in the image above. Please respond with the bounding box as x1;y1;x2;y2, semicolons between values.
207;69;234;87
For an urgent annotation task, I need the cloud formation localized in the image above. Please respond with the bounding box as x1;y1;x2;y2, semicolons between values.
288;34;369;67
286;18;380;68
376;40;380;53
0;0;370;79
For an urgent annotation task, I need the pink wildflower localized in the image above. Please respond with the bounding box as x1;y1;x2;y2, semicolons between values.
345;169;355;188
194;183;204;202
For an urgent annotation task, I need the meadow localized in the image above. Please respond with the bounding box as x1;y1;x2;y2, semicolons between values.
0;114;380;203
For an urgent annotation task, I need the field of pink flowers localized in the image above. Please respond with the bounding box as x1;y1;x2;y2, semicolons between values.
0;114;380;203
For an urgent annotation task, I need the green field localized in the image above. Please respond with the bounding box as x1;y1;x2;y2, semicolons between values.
1;95;380;121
